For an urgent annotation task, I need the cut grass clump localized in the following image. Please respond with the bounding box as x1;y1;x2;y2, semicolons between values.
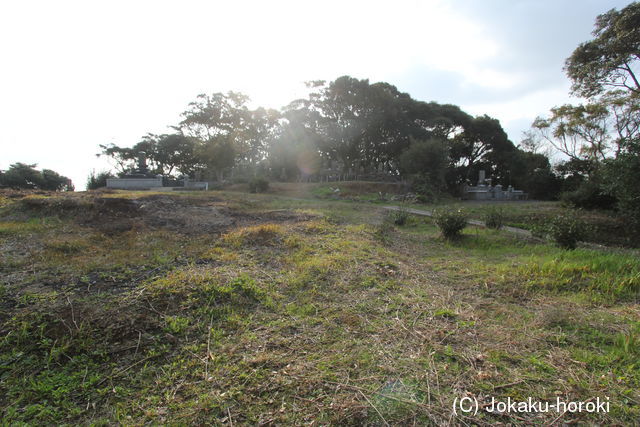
222;224;284;247
44;239;88;254
145;269;267;312
0;220;47;236
289;255;344;290
433;308;458;320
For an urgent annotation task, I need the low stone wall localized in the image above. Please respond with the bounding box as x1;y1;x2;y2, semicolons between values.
184;181;208;190
463;187;528;201
106;178;163;189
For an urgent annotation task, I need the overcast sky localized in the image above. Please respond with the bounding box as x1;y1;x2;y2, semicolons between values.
0;0;632;189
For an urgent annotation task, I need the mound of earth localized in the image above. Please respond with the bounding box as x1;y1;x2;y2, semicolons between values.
16;193;313;234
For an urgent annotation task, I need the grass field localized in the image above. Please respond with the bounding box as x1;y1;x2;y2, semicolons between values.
228;181;634;248
1;188;639;425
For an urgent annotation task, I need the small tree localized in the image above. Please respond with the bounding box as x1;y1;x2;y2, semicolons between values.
86;170;115;190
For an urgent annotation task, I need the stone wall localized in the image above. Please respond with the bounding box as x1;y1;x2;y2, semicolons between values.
106;177;163;189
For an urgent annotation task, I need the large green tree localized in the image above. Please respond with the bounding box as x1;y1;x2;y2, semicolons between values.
450;115;516;184
179;92;280;180
535;2;640;218
99;133;197;177
398;137;449;199
565;2;640;98
0;163;73;191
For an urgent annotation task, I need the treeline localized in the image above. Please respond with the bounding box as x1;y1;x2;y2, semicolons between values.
530;2;640;227
0;163;74;191
100;76;557;199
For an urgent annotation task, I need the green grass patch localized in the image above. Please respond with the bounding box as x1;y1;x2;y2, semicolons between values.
499;250;640;302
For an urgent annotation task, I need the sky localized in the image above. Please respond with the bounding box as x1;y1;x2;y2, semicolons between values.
0;0;632;189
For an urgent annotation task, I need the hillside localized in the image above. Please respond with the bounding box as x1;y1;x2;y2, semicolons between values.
1;189;639;424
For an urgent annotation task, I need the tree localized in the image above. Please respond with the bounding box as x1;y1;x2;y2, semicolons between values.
86;170;115;190
41;169;74;191
603;153;640;226
0;163;73;191
283;76;477;180
534;2;640;215
98;144;136;175
0;163;43;188
179;91;280;179
151;133;198;176
180;92;250;141
196;137;236;182
98;133;197;177
508;150;561;200
399;138;449;198
237;107;281;168
532;103;611;167
565;2;640;98
268;106;324;181
450;115;516;184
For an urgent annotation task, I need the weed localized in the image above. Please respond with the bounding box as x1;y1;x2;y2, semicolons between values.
44;239;87;254
164;316;190;334
483;206;504;229
374;213;396;242
222;224;283;247
433;308;457;319
499;250;640;302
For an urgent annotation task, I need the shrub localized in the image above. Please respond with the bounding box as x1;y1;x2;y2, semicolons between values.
483;207;504;229
248;177;269;193
433;209;467;239
391;207;410;226
560;181;616;210
374;213;395;242
548;215;588;250
86;170;115;190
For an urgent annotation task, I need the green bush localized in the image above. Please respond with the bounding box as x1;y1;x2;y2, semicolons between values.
374;213;395;242
560;181;616;210
248;177;269;193
86;170;115;190
548;215;588;250
391;207;410;226
433;209;467;240
483;207;504;229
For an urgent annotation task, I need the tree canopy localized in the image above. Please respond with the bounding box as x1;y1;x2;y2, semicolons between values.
565;1;640;98
0;163;74;191
98;75;552;198
533;1;640;224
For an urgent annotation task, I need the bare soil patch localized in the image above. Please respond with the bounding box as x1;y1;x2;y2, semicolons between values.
13;193;313;235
